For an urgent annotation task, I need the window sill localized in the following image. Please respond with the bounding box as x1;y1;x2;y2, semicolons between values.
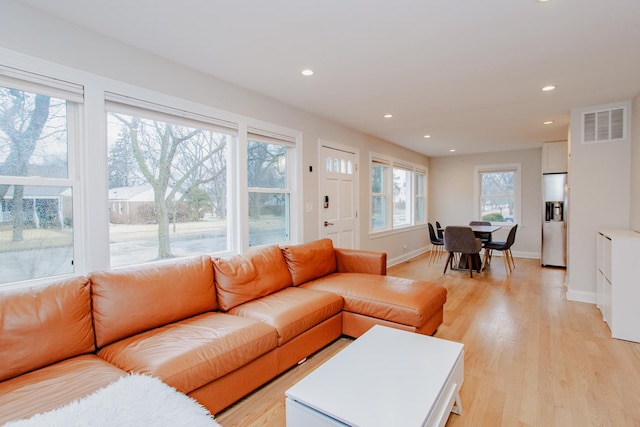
369;223;426;239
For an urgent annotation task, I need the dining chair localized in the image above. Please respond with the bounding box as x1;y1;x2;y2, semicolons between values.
469;220;492;243
427;223;444;264
443;226;483;278
435;221;444;240
482;224;518;274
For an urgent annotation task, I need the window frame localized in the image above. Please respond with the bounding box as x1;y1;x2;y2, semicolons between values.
370;159;389;233
369;152;428;236
246;136;293;248
392;166;413;228
104;98;237;268
474;163;521;225
0;69;84;287
414;171;427;225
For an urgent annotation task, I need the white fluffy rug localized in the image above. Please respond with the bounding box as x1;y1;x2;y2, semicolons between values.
4;374;221;427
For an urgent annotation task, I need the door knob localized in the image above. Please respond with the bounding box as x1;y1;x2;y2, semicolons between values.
324;221;334;227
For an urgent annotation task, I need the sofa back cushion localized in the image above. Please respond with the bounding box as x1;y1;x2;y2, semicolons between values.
213;245;292;311
90;255;216;348
280;239;337;286
0;276;95;381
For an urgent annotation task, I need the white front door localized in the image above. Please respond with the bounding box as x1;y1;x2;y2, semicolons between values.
319;144;358;249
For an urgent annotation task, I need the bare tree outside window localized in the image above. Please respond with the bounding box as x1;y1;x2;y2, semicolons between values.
0;87;74;284
480;171;515;222
107;112;230;266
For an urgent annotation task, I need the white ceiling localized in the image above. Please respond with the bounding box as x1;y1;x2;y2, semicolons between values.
13;0;640;157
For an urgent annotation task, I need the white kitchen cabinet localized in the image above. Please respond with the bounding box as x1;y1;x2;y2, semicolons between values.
542;141;568;173
596;230;640;342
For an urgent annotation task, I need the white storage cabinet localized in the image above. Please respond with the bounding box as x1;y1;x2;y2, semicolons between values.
542;141;568;173
596;230;640;342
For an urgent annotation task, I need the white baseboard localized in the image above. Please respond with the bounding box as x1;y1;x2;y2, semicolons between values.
387;246;540;267
486;250;539;259
510;250;540;260
566;289;596;304
387;247;429;267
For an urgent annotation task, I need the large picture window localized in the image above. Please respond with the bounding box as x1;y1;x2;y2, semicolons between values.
106;101;233;268
0;74;82;284
0;57;299;287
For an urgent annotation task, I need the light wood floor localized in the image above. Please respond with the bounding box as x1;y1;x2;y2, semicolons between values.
215;252;640;427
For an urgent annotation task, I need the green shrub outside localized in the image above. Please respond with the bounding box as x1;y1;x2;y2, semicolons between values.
482;213;504;222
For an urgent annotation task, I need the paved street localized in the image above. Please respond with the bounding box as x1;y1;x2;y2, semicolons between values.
1;218;287;284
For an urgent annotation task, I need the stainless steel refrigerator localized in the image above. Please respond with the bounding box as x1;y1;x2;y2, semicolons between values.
541;173;567;267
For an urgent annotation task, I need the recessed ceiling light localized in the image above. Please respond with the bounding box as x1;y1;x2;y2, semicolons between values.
449;149;456;152
383;114;393;119
423;134;431;139
537;0;551;3
542;85;556;92
544;120;554;125
301;69;314;76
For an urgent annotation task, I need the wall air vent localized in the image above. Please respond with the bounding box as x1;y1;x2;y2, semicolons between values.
582;106;626;144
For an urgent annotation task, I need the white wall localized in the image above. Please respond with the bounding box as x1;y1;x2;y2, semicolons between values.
630;94;640;232
0;0;431;262
567;101;631;303
429;148;542;258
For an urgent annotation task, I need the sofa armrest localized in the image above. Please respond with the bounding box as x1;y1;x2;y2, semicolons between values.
335;248;387;275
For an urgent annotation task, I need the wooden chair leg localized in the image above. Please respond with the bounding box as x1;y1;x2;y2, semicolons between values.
429;245;442;265
481;249;489;272
503;251;510;274
468;254;473;278
504;250;513;273
508;249;515;270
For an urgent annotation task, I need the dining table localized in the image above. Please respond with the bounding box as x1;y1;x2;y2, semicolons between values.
469;224;502;235
437;224;502;235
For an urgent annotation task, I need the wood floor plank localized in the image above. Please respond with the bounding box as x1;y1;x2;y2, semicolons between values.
215;252;640;427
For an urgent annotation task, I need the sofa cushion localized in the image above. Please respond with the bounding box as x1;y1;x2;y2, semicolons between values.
280;238;337;286
96;312;278;394
90;255;216;348
0;355;126;425
228;287;344;346
0;276;95;382
300;273;447;329
213;245;292;311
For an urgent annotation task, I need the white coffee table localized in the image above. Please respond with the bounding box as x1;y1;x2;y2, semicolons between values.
286;325;464;427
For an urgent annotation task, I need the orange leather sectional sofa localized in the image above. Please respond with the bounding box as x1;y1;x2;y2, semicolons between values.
0;239;447;424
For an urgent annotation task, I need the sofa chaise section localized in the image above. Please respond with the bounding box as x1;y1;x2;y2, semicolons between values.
281;238;447;338
301;272;447;337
